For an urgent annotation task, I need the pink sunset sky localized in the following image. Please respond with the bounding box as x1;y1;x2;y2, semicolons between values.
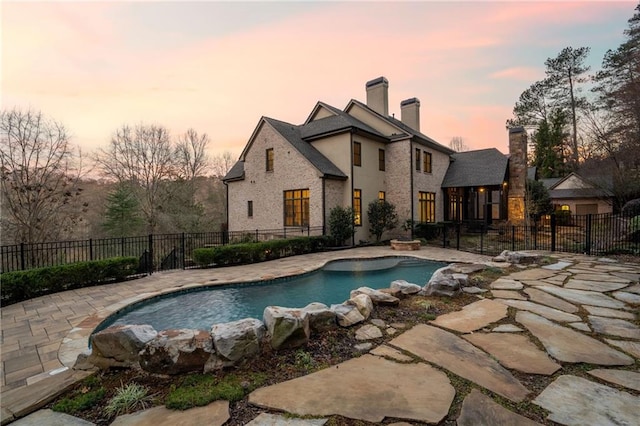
1;1;636;159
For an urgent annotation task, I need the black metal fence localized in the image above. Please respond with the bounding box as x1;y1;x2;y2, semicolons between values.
2;213;638;274
420;213;639;257
0;226;325;273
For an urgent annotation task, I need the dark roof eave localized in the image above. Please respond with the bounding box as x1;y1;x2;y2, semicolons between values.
323;173;348;180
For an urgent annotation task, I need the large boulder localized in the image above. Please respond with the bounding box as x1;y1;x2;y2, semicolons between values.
331;303;366;327
90;324;157;366
346;294;373;319
390;280;422;295
423;266;468;297
139;329;215;375
263;306;310;350
211;318;265;368
302;302;337;333
350;287;399;306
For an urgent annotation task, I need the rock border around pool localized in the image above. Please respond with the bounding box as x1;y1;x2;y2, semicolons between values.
75;268;474;374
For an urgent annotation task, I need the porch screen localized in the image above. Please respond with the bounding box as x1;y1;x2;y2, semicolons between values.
284;189;309;226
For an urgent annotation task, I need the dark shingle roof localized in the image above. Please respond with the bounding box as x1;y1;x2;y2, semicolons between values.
441;148;508;188
301;112;385;141
540;177;563;189
549;188;613;199
222;160;244;182
264;117;347;179
347;99;453;154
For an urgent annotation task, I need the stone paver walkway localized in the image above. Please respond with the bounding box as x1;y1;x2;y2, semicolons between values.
2;249;639;425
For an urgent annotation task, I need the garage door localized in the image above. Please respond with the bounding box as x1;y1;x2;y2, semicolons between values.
576;204;598;215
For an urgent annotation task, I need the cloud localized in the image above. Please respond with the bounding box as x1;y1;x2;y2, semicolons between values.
490;67;543;82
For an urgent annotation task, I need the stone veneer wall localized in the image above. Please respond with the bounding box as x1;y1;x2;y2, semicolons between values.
508;127;527;224
385;140;412;232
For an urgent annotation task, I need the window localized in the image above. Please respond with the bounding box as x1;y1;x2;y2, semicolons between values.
353;142;361;167
284;189;309;226
423;151;432;173
419;191;436;223
266;148;274;172
353;189;362;226
378;149;385;171
248;200;253;217
378;191;385;202
415;148;421;171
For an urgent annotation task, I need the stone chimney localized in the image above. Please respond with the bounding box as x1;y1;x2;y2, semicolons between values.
366;77;389;116
400;97;420;131
507;127;527;224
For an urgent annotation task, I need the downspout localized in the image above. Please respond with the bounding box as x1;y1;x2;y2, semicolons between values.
321;176;326;235
350;132;355;246
409;140;414;240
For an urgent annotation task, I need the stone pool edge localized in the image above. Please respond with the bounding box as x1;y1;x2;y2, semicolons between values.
57;249;494;369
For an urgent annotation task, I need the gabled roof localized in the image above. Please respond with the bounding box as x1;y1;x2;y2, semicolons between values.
441;148;508;188
223;116;348;182
263;117;348;180
543;172;613;199
300;103;386;141
345;99;454;154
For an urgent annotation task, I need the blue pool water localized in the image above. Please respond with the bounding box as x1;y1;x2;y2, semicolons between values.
97;257;444;332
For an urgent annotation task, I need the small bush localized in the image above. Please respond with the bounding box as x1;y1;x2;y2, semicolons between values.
622;198;640;218
328;206;355;246
414;223;442;240
192;236;331;268
0;257;138;304
104;383;153;417
554;210;571;226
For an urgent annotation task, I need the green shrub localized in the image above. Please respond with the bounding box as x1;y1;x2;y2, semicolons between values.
192;236;331;268
413;223;442;240
328;206;355;246
0;257;138;304
622;198;640;218
554;210;571;226
52;388;106;414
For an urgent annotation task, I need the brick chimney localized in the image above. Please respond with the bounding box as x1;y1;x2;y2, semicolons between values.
366;77;389;116
400;97;420;131
507;127;527;224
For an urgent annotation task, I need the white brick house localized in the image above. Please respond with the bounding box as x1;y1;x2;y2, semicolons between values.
223;77;525;243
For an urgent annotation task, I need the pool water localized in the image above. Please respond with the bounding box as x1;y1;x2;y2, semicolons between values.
97;257;444;332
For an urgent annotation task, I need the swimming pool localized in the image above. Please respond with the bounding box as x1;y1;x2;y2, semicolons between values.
96;257;444;332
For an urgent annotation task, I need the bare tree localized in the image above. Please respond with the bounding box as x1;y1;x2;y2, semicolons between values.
211;151;236;178
175;128;210;180
0;108;83;244
449;136;469;152
95;124;175;233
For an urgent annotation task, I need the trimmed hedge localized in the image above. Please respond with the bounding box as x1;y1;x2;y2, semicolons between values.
1;257;139;304
192;236;332;267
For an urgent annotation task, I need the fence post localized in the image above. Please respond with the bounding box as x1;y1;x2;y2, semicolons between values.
533;223;538;250
585;214;592;255
89;238;94;261
456;223;460;250
20;242;25;271
148;234;154;274
307;225;310;237
181;232;186;269
121;237;125;257
551;214;557;252
480;224;484;255
511;226;516;251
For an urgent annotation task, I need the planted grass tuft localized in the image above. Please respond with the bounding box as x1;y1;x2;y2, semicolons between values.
104;382;154;417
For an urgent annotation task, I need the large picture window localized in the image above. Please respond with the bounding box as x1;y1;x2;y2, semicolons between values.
353;142;361;167
423;151;432;173
266;148;274;172
284;189;309;226
419;191;436;223
353;189;362;226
